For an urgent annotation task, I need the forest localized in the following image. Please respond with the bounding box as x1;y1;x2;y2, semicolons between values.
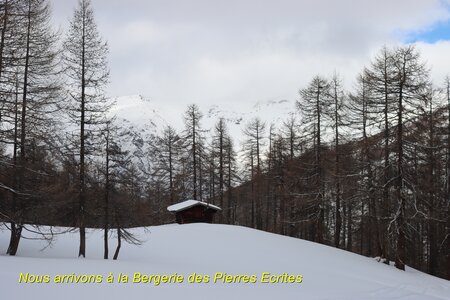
0;0;448;280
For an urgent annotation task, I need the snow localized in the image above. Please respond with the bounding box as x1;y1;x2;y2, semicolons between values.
167;199;222;212
1;223;449;300
109;95;167;134
107;94;298;150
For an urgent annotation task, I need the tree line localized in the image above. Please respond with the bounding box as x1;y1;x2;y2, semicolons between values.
0;0;448;280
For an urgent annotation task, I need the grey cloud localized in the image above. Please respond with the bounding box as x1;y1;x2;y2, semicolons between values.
50;0;450;127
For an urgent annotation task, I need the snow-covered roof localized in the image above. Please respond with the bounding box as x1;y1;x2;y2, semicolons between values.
167;200;222;212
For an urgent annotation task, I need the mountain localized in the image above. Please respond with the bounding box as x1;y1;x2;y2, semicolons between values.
110;95;297;151
1;223;449;300
110;95;168;135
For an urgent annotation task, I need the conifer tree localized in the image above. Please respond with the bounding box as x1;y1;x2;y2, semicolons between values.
63;0;109;258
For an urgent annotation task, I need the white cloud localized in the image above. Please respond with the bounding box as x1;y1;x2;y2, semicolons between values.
416;41;450;83
51;0;450;129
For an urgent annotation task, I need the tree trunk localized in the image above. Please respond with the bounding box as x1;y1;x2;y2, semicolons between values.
8;0;32;256
316;83;324;244
104;131;110;260
394;81;405;271
219;123;224;221
79;1;87;258
333;80;341;248
0;0;9;80
346;201;353;251
113;228;121;260
192;116;197;199
446;78;450;280
382;52;391;262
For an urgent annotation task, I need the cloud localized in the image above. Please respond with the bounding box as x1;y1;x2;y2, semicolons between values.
51;0;450;130
416;40;450;83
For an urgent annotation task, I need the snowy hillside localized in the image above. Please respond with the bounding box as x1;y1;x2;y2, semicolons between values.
109;95;168;135
205;98;296;140
109;94;296;145
1;224;449;300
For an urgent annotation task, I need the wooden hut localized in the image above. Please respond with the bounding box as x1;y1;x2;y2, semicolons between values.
167;200;221;224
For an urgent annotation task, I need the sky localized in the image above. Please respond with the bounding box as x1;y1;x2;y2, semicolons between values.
50;0;450;129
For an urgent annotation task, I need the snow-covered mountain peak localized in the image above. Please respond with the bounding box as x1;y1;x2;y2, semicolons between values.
109;95;168;134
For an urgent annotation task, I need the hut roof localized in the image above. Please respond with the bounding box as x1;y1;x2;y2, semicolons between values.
167;200;222;212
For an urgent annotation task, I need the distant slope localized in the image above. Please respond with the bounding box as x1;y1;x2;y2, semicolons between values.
1;224;449;300
110;95;168;135
109;95;296;146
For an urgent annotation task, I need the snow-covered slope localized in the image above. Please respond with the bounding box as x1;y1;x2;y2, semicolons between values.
107;95;168;169
204;98;296;143
109;94;296;146
1;224;449;300
110;95;168;135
